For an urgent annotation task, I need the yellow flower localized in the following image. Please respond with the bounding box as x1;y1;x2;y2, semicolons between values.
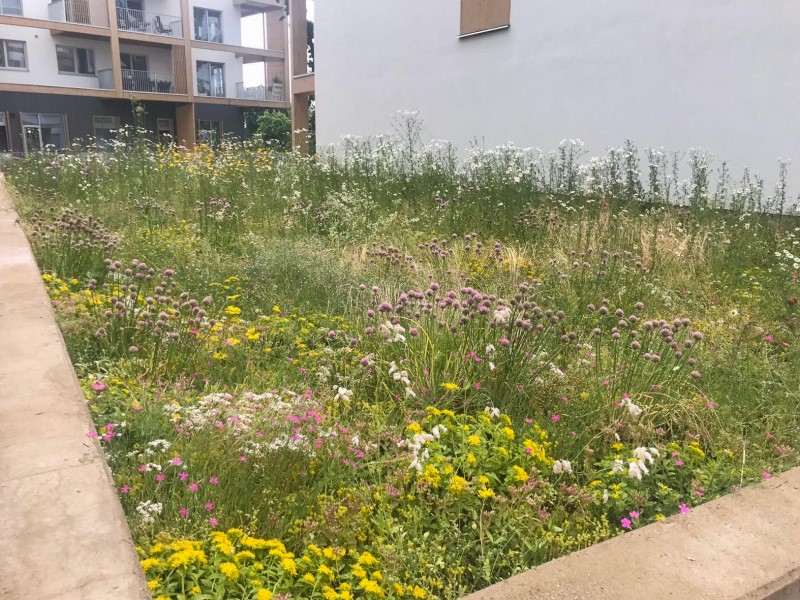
467;453;476;464
502;427;515;440
257;590;273;600
212;351;227;361
303;573;316;584
273;305;281;313
318;564;335;580
511;465;529;483
467;435;481;446
655;514;665;521
441;382;459;392
281;557;298;575
448;475;469;495
371;571;383;581
226;337;240;346
224;305;241;316
412;586;427;598
352;564;367;579
322;586;339;600
234;550;255;562
140;558;160;572
359;578;384;597
358;551;379;566
406;423;422;435
478;488;495;499
190;586;201;595
612;442;624;451
147;579;160;591
219;562;239;581
422;464;441;488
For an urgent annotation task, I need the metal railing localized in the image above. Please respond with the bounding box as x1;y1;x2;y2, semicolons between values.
236;82;285;102
116;8;182;37
121;69;175;94
48;0;110;27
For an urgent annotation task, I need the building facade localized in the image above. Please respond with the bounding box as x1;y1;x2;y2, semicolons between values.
315;0;800;184
0;0;290;152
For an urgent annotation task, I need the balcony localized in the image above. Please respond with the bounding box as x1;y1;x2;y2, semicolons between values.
236;82;284;102
97;68;181;94
116;8;182;38
48;0;109;28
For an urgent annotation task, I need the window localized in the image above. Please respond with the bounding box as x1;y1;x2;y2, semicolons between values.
0;39;27;69
22;113;67;152
460;0;511;37
196;61;225;97
0;0;23;16
197;120;221;144
194;7;222;43
93;116;119;145
120;52;148;72
57;46;96;75
0;113;9;153
156;118;173;140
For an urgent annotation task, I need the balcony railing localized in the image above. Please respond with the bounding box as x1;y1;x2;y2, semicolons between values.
236;82;284;102
48;0;110;27
122;69;176;93
116;8;182;38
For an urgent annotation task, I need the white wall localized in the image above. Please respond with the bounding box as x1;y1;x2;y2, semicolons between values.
191;47;243;96
316;0;800;185
0;25;112;88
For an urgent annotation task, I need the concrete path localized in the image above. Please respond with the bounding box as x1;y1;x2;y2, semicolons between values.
463;466;800;600
0;177;148;600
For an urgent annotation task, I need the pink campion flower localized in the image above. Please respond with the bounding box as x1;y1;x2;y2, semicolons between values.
138;465;147;473
602;379;610;387
239;455;248;462
188;482;199;493
524;418;533;424
208;476;219;485
120;485;130;494
204;502;215;512
562;396;569;404
706;401;716;410
155;474;166;483
473;382;482;390
215;422;225;429
86;431;99;439
90;380;107;392
209;517;218;527
679;504;691;514
765;335;774;342
179;471;188;481
762;471;772;480
570;431;577;436
551;414;561;422
132;405;143;412
629;511;640;519
620;517;632;529
179;507;189;519
675;460;684;466
671;451;681;457
170;457;182;466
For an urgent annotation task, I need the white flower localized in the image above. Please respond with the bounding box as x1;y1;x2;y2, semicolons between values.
492;306;511;325
552;459;572;475
485;344;496;357
632;447;656;465
405;387;416;399
484;406;501;419
431;424;447;439
628;461;644;480
621;396;642;418
379;320;406;343
611;459;625;474
602;489;609;503
333;387;353;402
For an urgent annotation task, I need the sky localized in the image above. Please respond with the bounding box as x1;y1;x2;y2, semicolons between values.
241;0;313;87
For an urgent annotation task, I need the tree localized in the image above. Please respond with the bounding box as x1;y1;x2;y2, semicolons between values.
255;110;291;151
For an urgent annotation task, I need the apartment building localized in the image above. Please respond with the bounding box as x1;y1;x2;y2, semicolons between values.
316;0;800;184
0;0;291;152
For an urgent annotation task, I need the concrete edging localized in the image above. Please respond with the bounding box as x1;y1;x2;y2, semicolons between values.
0;177;149;600
462;467;800;600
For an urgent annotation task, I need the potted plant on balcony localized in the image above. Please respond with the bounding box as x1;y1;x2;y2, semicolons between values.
268;76;284;101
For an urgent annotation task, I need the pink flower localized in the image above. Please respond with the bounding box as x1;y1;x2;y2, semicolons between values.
170;457;182;466
188;482;199;493
209;517;218;527
208;476;219;485
120;485;130;494
602;379;610;387
239;455;248;462
620;517;632;529
524;418;533;424
762;471;772;480
179;471;188;481
706;401;715;410
499;338;510;347
675;460;684;466
525;447;532;456
204;502;215;512
765;334;774;342
155;474;166;483
473;382;482;390
90;380;107;392
671;451;681;457
138;465;147;473
694;489;705;497
765;431;776;440
629;511;640;519
86;431;99;439
679;503;691;514
179;507;189;519
551;414;561;422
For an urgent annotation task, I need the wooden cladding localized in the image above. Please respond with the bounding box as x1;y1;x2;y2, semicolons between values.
171;44;188;94
460;0;510;37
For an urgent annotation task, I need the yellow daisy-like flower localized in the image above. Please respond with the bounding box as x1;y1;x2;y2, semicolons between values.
257;590;273;600
478;488;495;499
502;427;515;440
511;465;529;483
303;573;316;584
357;551;379;566
467;453;476;464
224;306;241;316
140;558;160;572
322;585;339;600
412;586;427;598
352;564;367;579
359;578;384;597
448;475;469;495
441;382;459;392
219;562;239;581
147;579;160;591
467;435;481;446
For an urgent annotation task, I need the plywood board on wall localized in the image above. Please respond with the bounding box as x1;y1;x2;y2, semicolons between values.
460;0;510;36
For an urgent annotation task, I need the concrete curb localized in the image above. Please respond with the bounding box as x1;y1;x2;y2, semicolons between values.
0;177;149;600
462;467;800;600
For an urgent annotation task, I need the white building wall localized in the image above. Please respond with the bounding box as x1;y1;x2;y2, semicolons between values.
316;0;800;184
0;25;112;88
191;47;243;96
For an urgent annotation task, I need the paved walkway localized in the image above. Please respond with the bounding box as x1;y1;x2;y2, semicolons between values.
0;177;148;600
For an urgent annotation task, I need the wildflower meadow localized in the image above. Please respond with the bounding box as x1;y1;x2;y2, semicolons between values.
5;121;800;599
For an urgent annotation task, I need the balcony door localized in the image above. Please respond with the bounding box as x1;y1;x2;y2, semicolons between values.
196;61;224;97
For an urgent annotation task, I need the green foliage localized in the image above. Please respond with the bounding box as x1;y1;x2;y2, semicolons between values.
256;110;292;151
